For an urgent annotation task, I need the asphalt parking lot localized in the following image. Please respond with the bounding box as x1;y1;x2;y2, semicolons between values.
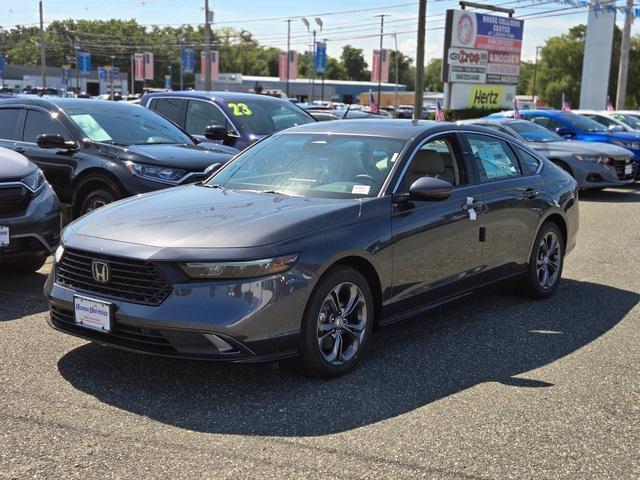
1;185;639;480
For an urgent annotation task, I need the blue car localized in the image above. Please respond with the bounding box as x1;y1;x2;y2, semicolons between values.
489;110;640;172
141;91;316;152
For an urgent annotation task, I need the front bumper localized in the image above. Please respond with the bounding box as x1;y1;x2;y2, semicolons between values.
0;186;61;261
568;158;636;189
45;260;315;362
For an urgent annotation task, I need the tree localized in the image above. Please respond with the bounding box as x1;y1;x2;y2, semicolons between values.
424;58;443;92
517;61;535;96
340;45;369;81
389;50;415;90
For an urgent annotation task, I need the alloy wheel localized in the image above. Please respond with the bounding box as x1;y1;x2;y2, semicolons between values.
536;231;562;290
316;282;367;365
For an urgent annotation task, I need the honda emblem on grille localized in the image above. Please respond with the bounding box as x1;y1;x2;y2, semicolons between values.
91;261;110;284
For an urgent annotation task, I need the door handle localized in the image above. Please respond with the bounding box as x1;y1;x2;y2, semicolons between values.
521;188;540;199
14;147;26;154
462;197;483;211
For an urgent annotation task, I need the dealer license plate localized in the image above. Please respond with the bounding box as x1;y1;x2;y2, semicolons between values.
624;164;633;175
74;295;112;333
0;226;8;247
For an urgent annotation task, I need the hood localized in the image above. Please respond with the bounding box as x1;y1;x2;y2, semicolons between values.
529;140;634;158
0;146;37;180
97;143;232;172
66;185;362;249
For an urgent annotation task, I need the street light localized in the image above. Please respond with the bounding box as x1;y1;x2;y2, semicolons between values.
301;17;322;103
532;46;542;105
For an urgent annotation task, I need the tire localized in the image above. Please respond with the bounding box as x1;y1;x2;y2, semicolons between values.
299;266;374;378
520;222;565;299
0;254;47;274
78;188;119;217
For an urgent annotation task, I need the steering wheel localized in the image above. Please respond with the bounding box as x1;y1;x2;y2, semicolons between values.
354;174;377;185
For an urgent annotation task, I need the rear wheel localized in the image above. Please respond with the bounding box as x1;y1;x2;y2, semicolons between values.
79;188;119;216
299;266;374;378
520;222;564;299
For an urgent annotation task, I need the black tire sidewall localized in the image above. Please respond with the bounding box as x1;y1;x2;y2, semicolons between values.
525;222;565;299
299;266;374;378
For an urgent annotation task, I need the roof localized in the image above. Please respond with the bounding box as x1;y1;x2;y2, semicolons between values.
0;97;147;111
143;90;288;103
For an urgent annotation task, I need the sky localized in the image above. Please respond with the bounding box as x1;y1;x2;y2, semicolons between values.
2;0;638;66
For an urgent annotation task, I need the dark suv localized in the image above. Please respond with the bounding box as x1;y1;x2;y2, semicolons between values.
0;98;233;218
142;91;315;151
0;146;60;273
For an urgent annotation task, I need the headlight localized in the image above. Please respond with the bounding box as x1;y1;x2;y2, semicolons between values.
21;169;45;192
612;140;640;150
180;254;299;279
54;244;64;263
125;162;187;184
574;155;604;163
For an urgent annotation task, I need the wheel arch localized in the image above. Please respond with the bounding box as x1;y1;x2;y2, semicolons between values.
538;212;568;252
71;169;127;217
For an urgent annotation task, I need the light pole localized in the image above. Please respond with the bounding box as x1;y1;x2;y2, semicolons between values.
374;14;387;110
414;0;426;119
204;0;213;90
39;0;46;88
532;46;542;105
285;19;291;99
393;32;399;117
301;17;322;103
110;55;115;100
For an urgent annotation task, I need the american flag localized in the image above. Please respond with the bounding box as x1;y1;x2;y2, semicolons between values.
369;90;378;114
606;96;615;112
513;98;520;119
561;93;571;112
435;101;446;121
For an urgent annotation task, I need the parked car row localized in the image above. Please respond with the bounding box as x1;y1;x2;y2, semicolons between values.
4;91;638;378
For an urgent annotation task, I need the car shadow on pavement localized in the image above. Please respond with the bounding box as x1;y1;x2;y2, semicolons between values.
0;268;50;321
57;279;638;437
579;182;640;203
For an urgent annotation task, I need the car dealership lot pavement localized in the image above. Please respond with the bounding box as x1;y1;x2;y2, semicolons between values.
1;186;639;480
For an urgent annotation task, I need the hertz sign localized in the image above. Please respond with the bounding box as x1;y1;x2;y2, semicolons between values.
442;9;523;109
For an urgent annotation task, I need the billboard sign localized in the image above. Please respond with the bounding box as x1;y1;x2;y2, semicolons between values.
77;51;92;75
447;83;516;110
144;52;154;80
134;53;144;81
315;42;327;75
200;51;219;82
279;50;298;80
181;47;195;74
443;9;523;95
371;49;390;83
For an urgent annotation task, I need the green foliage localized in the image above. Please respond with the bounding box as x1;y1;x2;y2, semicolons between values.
340;45;370;81
389;50;415;90
517;60;535;96
424;58;443;92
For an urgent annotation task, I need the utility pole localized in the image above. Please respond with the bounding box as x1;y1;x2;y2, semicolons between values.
414;0;427;119
311;29;317;102
39;1;46;88
285;19;291;98
110;55;115;100
204;0;212;90
616;0;633;109
532;45;542;104
393;32;399;117
374;14;387;110
130;54;134;95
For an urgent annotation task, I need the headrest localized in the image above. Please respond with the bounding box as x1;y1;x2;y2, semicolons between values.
412;149;445;176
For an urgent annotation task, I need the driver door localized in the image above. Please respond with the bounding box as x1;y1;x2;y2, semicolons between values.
388;133;485;318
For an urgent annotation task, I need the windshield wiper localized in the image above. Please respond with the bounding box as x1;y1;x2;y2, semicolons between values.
202;183;223;189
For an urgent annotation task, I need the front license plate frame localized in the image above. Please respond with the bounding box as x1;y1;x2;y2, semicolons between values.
0;226;9;247
624;164;633;176
73;295;113;333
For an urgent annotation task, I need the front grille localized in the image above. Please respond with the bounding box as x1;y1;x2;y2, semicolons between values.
0;237;46;255
56;248;172;306
50;306;178;355
0;185;31;217
611;158;635;180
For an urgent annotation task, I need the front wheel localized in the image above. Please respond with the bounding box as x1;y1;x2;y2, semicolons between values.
78;188;119;217
299;266;374;378
520;222;565;299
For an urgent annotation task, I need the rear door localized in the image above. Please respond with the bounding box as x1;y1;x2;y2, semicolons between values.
16;108;77;200
461;131;544;279
146;97;186;128
184;99;237;145
388;133;485;319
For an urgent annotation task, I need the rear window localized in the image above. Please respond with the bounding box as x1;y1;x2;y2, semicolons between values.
224;98;314;136
149;97;184;125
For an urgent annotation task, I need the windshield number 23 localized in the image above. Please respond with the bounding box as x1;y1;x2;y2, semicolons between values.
228;102;253;117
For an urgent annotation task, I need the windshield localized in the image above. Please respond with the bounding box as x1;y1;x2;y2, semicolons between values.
558;112;607;132
509;121;564;142
224;99;314;136
611;113;640;130
209;133;406;198
66;105;193;145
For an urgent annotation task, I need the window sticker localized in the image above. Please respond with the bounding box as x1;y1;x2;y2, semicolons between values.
352;184;371;195
70;114;112;142
227;102;253;116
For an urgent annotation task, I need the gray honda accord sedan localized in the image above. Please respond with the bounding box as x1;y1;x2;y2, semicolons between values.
45;120;579;377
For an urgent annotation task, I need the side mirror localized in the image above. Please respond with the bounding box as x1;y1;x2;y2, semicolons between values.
409;176;454;201
204;162;223;177
36;134;77;150
204;125;229;141
555;127;573;138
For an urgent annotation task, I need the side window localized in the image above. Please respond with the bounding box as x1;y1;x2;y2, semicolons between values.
402;135;464;191
479;124;516;139
0;109;22;140
22;110;69;143
516;147;542;175
589;115;616;127
185;100;229;135
531;116;563;131
466;133;521;182
149;98;184;125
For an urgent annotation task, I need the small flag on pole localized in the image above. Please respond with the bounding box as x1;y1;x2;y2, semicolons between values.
513;98;521;119
369;90;378;114
435;101;446;121
606;96;614;112
561;93;571;112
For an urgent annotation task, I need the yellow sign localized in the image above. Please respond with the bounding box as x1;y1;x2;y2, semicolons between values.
227;102;253;116
468;85;506;108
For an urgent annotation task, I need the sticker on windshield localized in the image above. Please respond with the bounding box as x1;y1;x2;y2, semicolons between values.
352;185;370;195
70;114;112;142
227;102;253;117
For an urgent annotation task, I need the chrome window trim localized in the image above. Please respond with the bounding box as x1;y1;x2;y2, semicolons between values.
0;179;44;194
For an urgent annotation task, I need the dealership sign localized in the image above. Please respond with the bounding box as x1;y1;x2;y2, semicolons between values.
447;83;516;110
443;8;523;107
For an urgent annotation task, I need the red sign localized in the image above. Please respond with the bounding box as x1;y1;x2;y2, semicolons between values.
134;53;144;81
